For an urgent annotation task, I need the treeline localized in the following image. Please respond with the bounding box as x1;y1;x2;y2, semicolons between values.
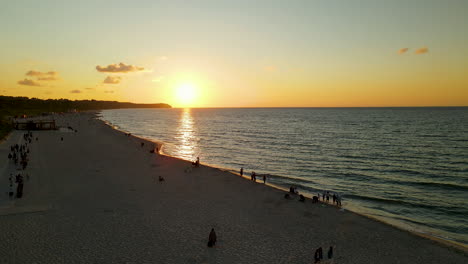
0;95;171;139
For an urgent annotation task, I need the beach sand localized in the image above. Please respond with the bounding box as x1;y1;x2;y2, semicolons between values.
0;112;466;263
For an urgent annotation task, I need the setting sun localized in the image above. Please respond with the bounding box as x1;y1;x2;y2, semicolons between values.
175;83;197;107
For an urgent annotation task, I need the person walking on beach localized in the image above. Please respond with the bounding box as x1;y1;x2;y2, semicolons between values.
208;228;217;247
328;246;334;261
314;247;323;263
240;167;243;176
263;174;266;183
332;193;336;204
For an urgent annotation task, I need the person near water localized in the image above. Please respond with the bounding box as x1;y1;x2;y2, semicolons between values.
299;194;305;202
240;167;243;176
263;174;266;183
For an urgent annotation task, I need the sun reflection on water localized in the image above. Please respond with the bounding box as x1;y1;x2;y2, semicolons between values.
174;108;197;160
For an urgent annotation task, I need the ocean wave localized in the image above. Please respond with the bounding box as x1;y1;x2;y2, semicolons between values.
345;194;468;216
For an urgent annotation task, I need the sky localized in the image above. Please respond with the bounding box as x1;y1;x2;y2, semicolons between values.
1;0;467;107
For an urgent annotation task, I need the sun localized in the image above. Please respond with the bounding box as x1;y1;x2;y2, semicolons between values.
175;83;197;106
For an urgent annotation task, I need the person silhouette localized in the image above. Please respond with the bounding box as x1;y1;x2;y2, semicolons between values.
208;228;217;247
328;246;333;260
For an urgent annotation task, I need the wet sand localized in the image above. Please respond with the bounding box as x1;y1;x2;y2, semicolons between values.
0;112;466;263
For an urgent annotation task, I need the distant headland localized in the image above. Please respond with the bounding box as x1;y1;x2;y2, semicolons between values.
0;95;171;139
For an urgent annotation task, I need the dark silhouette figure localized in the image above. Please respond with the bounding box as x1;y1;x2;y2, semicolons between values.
314;247;323;263
312;196;319;203
328;246;333;260
158;176;165;182
192;157;200;167
208;228;217;247
263;174;266;183
299;194;305;202
333;194;337;204
141;142;144;147
240;167;243;176
290;186;298;194
16;175;24;198
61;137;63;141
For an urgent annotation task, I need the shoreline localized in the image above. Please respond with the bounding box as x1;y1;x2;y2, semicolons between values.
1;111;466;263
96;112;468;254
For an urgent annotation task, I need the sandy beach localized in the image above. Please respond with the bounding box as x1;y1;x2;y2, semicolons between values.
0;112;466;264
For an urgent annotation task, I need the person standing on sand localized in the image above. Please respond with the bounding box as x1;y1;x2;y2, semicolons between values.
240;167;243;176
328;246;334;261
263;174;266;183
208;228;217;247
314;247;323;263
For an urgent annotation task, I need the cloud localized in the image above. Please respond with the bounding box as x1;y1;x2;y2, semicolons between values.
26;70;58;77
398;48;409;54
25;70;59;81
84;87;95;90
37;76;59;81
415;47;429;54
17;78;42;86
70;89;82;94
103;76;122;84
104;90;114;93
96;62;144;73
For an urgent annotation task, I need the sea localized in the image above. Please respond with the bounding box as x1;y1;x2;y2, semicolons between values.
99;107;468;246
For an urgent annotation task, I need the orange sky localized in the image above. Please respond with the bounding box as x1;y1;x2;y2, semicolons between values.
1;1;467;107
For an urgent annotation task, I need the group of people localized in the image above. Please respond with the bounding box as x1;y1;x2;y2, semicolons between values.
7;132;33;170
319;191;342;206
6;131;35;199
8;173;25;198
240;168;267;183
206;228;335;262
192;157;200;167
314;246;334;263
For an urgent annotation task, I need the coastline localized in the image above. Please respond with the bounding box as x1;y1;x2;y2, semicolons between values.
0;111;466;263
97;112;468;254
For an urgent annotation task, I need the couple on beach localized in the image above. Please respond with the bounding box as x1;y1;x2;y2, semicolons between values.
314;246;333;263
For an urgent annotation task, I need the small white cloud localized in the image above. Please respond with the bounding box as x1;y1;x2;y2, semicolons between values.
18;78;41;86
96;62;144;73
398;48;409;54
415;47;429;54
103;76;122;84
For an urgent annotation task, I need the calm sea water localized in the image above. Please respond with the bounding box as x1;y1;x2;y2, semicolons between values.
100;107;468;245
